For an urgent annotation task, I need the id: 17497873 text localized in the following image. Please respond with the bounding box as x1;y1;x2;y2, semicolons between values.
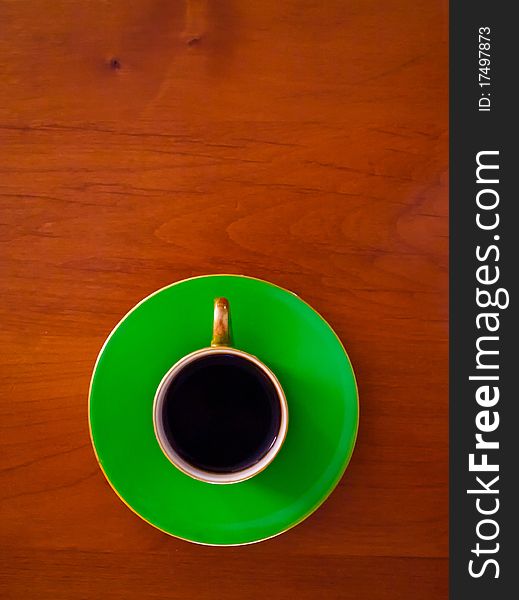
478;27;491;112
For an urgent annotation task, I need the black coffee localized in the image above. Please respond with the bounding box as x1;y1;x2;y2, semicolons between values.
162;353;281;473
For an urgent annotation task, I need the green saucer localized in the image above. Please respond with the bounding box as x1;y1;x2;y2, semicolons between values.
89;275;358;545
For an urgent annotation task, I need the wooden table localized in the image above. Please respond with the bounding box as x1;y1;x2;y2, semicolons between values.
0;1;448;598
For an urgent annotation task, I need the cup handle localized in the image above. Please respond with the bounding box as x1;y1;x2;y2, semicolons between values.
211;297;231;347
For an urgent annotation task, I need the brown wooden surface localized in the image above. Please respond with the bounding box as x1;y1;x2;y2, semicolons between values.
0;1;448;598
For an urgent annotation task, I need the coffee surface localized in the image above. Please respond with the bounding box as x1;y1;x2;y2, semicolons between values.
162;353;281;473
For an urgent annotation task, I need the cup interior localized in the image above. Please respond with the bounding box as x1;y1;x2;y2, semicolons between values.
153;348;288;484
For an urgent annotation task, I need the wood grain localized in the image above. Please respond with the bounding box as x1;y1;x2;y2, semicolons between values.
0;1;448;598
